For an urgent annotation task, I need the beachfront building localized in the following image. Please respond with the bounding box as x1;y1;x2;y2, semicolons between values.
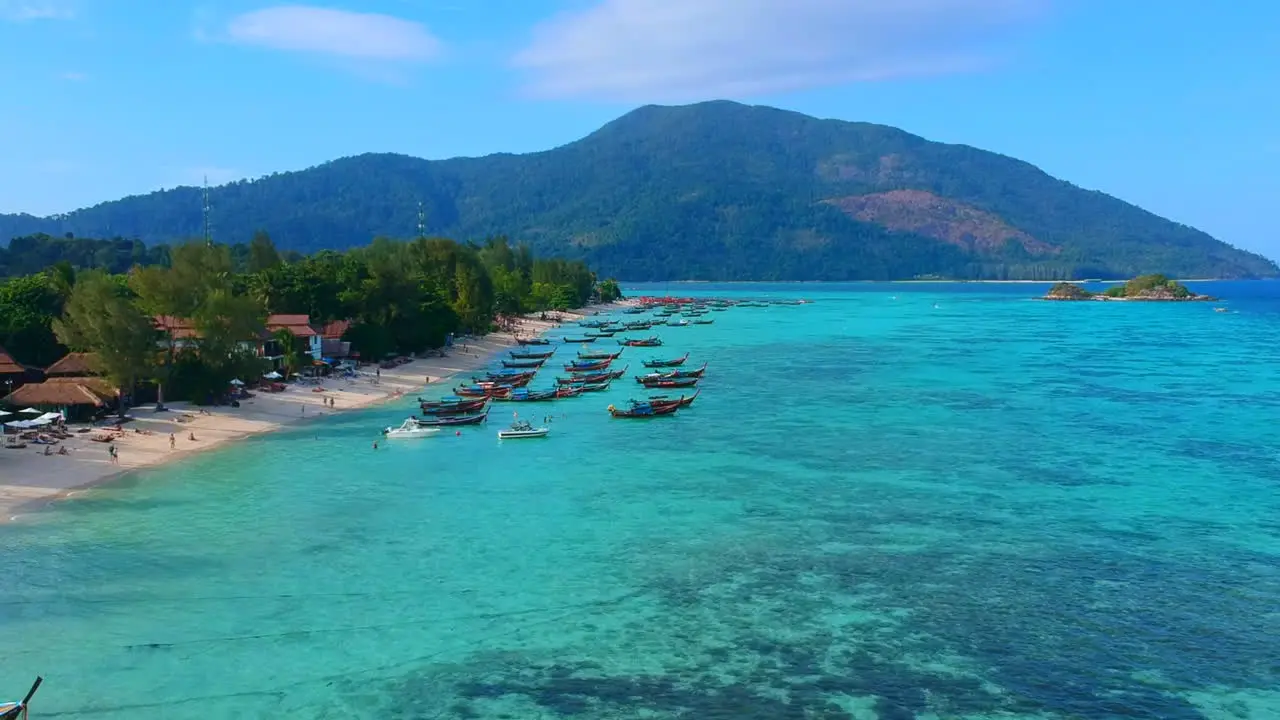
264;314;322;362
44;352;99;378
0;345;36;397
320;319;356;362
0;375;119;422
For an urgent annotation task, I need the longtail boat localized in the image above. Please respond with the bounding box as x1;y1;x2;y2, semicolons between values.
501;358;547;369
602;364;630;380
619;336;662;347
578;349;623;360
608;402;679;418
666;362;707;378
415;411;489;426
578;320;611;328
622;307;645;314
516;337;551;345
1;677;41;720
479;371;536;383
420;396;488;414
494;387;560;402
562;336;596;344
639;389;700;408
556;373;609;385
556;386;584;398
666;319;690;327
509;350;555;360
584;330;617;338
692;318;715;325
641;376;699;389
564;358;612;372
641;352;689;368
624;321;653;330
579;380;612;392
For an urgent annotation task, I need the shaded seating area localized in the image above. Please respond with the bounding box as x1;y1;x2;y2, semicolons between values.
1;376;120;423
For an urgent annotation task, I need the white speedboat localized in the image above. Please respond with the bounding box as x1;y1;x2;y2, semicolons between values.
382;418;441;439
498;420;549;439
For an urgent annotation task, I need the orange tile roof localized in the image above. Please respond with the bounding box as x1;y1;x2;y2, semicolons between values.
45;352;99;377
0;346;23;375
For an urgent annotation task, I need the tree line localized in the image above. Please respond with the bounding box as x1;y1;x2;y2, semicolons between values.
1;232;623;405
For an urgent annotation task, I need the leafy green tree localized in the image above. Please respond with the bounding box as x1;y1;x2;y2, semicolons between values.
271;327;301;380
52;271;157;412
248;230;282;273
0;273;65;366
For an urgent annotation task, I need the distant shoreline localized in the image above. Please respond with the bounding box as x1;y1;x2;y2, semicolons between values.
1;304;622;523
622;278;1250;285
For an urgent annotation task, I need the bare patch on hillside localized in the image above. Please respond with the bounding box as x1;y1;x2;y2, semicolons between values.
824;190;1058;255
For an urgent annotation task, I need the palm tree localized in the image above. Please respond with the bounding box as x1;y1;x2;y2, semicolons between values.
272;328;301;380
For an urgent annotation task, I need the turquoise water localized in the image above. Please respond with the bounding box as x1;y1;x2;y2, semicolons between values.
3;282;1280;719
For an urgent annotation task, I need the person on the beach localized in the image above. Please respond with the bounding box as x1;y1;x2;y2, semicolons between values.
372;441;378;450
108;444;118;464
169;433;175;450
188;432;197;442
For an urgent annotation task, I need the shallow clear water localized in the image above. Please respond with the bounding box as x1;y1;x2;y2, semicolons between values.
3;282;1280;719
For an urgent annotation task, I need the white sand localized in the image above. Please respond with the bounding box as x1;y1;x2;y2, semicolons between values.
0;305;624;521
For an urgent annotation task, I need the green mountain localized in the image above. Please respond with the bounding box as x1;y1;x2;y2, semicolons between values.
2;101;1273;280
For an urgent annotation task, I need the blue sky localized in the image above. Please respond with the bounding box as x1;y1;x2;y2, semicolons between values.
1;0;1276;257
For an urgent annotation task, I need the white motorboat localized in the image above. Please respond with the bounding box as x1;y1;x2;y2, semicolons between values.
497;420;550;439
382;418;441;439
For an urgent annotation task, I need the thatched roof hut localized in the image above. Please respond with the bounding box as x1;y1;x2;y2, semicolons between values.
45;352;100;377
0;346;25;376
2;376;118;408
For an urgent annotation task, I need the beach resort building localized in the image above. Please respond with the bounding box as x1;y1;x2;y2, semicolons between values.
0;345;34;396
263;314;323;363
1;352;119;422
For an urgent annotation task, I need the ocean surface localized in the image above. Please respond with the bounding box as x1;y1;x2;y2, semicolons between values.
3;281;1280;719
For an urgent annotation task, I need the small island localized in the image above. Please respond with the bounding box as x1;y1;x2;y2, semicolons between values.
1044;274;1217;302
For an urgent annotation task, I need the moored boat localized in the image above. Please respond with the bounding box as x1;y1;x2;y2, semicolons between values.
1;677;41;720
494;387;560;402
562;336;596;343
584;330;618;338
564;358;612;372
556;372;610;385
501;358;547;369
577;349;623;360
640;389;700;408
516;337;551;345
509;349;555;360
635;363;706;383
692;318;715;324
454;383;514;397
579;380;612;392
498;419;550;439
619;336;662;347
608;402;679;418
641;352;689;368
419;396;488;414
383;418;442;438
641;377;699;389
666;319;690;327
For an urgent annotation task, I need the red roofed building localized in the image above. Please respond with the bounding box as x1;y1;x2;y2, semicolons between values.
262;314;322;364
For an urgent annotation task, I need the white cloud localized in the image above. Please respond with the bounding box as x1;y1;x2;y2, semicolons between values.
512;0;1048;101
0;0;76;21
225;5;442;61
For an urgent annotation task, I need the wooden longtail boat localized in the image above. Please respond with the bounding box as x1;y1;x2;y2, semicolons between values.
562;336;596;343
494;387;560;402
577;349;623;360
420;396;488;414
692;318;715;324
636;364;706;383
509;350;555;360
666;319;690;327
622;307;645;314
579;380;612;392
619;336;662;347
641;377;699;389
501;358;547;369
556;373;609;385
641;352;689;368
516;337;551;346
478;371;536;383
584;330;617;338
1;677;41;720
608;402;679;418
415;412;489;426
578;320;611;328
639;389;700;408
564;359;612;372
556;386;584;398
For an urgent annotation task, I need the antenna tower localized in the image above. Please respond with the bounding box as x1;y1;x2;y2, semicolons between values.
417;201;427;240
202;176;213;246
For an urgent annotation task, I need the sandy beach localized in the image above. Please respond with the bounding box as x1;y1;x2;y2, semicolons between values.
0;304;624;521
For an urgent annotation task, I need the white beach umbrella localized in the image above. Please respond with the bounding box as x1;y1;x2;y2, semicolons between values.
263;371;282;380
229;379;245;386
